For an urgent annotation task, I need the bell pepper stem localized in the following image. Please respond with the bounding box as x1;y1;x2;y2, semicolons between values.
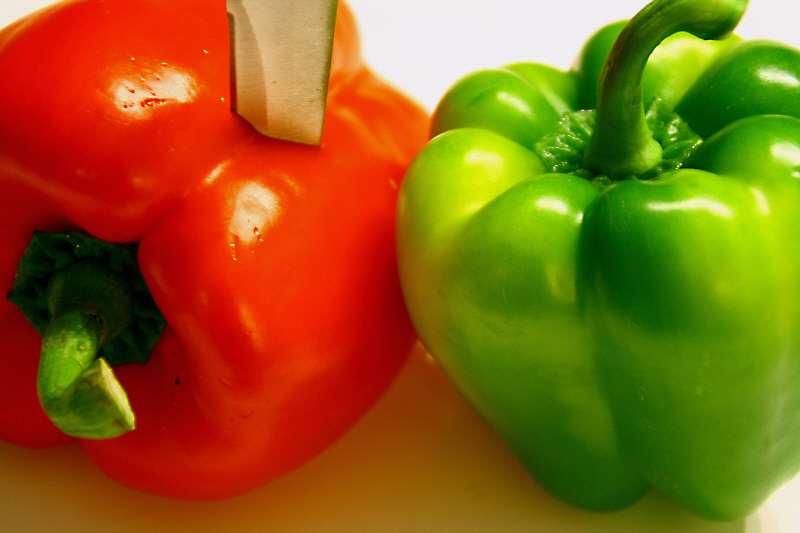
583;0;748;180
36;259;136;439
38;310;135;439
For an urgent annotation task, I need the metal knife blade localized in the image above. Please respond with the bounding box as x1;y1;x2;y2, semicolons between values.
227;0;338;145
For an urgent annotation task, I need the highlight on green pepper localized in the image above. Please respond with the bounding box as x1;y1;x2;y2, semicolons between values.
396;0;800;522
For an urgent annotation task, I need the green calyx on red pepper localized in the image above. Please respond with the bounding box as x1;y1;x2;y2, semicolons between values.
398;0;800;522
7;231;165;438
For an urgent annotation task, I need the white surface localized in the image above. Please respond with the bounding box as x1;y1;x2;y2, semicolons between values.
348;0;800;114
2;1;800;531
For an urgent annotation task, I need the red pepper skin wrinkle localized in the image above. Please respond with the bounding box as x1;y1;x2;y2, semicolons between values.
0;0;429;498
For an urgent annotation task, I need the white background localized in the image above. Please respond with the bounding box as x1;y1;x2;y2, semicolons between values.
2;1;800;531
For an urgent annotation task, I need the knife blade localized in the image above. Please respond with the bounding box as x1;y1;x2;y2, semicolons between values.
227;0;338;145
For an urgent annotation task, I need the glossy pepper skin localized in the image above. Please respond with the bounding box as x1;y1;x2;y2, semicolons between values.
397;0;800;521
0;0;428;499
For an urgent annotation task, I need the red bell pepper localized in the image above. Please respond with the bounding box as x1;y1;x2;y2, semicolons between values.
0;0;428;499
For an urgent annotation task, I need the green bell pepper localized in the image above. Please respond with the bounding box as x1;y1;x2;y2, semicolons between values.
396;0;800;522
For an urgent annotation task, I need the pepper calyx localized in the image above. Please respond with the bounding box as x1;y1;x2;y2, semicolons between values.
534;97;702;185
8;231;165;366
7;231;166;438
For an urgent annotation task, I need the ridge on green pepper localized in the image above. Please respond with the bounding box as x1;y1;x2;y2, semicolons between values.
397;0;800;522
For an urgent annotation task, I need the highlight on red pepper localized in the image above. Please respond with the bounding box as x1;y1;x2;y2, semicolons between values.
0;0;429;499
397;0;800;522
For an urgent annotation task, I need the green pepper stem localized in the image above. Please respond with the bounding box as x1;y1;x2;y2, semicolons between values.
37;260;136;439
583;0;748;180
38;310;135;438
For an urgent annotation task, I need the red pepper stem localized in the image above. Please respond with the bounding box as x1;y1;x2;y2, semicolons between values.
582;0;748;180
38;310;135;438
37;259;136;439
